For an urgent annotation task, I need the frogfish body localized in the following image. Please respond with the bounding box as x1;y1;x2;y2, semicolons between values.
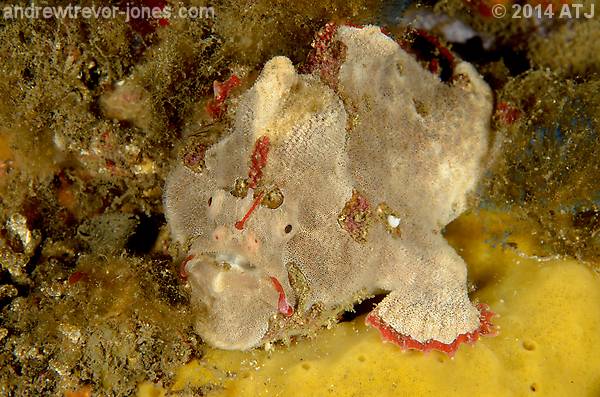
164;25;494;353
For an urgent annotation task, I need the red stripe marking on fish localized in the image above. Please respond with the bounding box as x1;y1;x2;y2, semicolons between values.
269;276;294;317
235;191;265;230
248;136;270;189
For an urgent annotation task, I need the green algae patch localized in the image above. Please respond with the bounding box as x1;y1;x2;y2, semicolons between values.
485;71;600;262
141;211;600;397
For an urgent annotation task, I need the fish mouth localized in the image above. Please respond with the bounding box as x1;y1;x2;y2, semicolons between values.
184;251;263;295
185;251;256;275
215;252;255;271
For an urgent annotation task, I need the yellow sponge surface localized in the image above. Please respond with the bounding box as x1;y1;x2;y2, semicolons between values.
139;211;600;397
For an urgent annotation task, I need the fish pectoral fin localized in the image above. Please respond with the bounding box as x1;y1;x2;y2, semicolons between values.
366;283;494;356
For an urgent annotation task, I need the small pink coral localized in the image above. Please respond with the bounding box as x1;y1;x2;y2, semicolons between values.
401;28;455;75
206;75;241;119
302;22;346;88
495;102;521;124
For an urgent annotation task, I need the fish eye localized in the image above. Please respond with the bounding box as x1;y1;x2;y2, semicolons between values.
208;197;213;207
262;186;284;209
284;224;292;234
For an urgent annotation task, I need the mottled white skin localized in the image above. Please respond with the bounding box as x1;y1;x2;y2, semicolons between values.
164;26;493;350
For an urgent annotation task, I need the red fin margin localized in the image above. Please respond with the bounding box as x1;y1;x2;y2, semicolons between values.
366;303;496;357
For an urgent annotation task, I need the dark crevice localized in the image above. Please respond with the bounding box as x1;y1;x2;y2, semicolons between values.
126;213;165;255
339;293;387;322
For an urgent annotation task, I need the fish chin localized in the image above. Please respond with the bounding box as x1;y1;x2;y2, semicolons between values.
186;254;279;350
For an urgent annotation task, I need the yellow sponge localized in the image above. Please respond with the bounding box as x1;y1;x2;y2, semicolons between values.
139;211;600;396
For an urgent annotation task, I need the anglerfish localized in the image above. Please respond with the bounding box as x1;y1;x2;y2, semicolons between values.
164;25;495;353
